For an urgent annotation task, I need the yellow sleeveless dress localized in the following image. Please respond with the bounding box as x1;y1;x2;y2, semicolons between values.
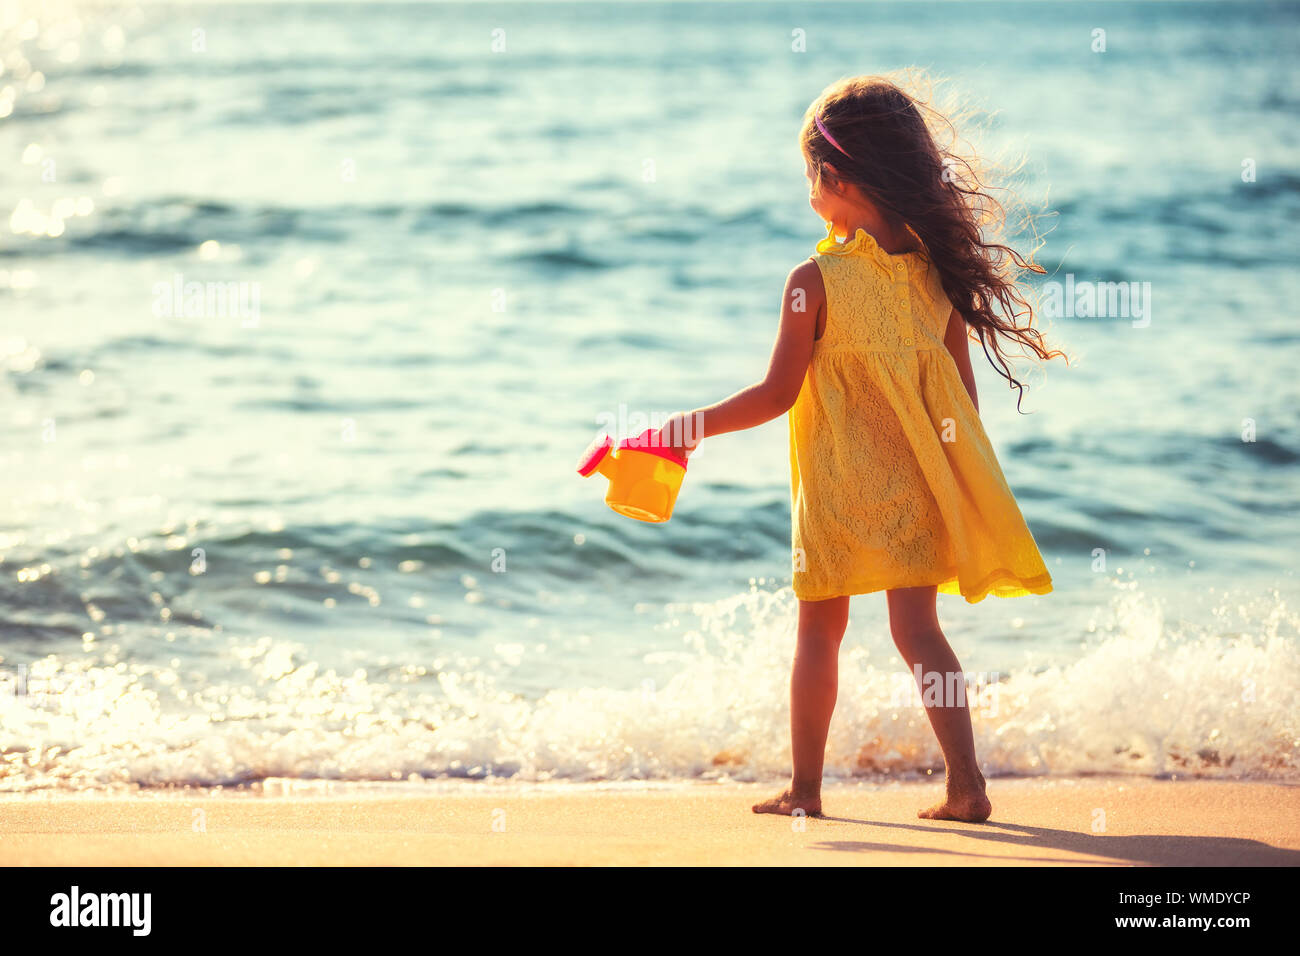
788;221;1053;603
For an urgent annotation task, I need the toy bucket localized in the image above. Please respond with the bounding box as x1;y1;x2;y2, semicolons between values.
577;428;688;523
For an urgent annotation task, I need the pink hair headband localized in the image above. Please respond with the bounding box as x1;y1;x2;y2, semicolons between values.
814;110;852;160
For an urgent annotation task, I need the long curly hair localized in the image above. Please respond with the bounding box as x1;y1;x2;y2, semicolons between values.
802;73;1064;409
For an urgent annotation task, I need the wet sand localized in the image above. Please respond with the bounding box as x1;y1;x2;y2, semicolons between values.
1;777;1296;866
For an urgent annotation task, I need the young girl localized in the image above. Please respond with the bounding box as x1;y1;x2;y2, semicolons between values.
655;75;1061;822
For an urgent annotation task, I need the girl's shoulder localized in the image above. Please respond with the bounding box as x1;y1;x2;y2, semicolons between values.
787;256;827;308
784;258;827;342
791;255;825;285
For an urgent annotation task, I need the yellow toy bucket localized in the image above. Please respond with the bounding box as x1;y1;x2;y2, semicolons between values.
576;428;688;523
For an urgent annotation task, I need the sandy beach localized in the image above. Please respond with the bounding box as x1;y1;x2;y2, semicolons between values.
1;777;1296;867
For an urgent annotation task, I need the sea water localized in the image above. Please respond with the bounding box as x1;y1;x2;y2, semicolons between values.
0;1;1297;790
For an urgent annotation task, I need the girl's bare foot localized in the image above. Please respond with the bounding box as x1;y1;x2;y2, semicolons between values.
918;775;991;822
752;787;822;817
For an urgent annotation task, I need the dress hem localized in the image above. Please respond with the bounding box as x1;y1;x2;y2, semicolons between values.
793;568;1054;605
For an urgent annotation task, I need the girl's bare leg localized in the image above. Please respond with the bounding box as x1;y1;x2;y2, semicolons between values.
753;595;850;817
886;585;991;822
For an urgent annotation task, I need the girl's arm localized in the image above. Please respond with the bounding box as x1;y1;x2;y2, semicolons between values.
657;260;824;456
943;307;979;413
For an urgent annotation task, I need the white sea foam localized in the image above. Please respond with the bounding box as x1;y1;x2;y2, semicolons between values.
1;586;1295;792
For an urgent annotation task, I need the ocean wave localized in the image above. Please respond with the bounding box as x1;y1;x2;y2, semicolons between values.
21;195;608;257
1;586;1294;791
516;249;611;272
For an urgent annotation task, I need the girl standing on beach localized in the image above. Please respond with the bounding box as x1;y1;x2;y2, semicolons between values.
655;75;1061;822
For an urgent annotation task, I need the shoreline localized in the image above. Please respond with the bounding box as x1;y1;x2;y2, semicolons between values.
0;771;1292;799
2;776;1297;866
